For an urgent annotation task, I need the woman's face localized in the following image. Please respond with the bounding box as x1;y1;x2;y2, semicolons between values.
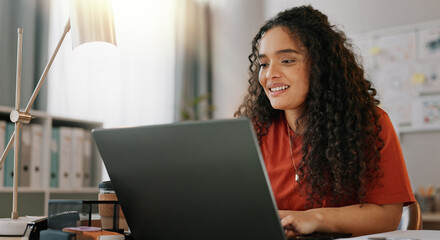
258;26;310;112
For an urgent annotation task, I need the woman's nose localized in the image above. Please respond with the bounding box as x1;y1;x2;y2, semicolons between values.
266;63;281;79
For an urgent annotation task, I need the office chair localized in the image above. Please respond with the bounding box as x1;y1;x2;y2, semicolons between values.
398;200;423;230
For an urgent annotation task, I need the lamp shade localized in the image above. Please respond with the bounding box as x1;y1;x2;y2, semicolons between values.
69;0;117;56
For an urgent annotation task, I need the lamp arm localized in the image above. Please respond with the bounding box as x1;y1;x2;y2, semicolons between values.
25;20;71;113
0;20;71;169
15;28;23;112
11;27;24;219
0;127;21;169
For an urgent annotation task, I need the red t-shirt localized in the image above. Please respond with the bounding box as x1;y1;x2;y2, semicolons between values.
259;107;415;210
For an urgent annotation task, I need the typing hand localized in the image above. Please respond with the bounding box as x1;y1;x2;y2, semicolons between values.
279;210;321;238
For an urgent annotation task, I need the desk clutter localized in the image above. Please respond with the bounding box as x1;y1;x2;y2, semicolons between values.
40;227;128;240
37;181;132;240
39;199;131;240
416;186;440;212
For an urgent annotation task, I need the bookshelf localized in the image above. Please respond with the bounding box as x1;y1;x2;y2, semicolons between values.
422;212;440;230
398;125;440;210
0;105;102;217
399;125;440;134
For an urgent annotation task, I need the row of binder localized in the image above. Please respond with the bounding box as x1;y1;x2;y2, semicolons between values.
0;120;94;189
0;121;43;188
53;126;93;189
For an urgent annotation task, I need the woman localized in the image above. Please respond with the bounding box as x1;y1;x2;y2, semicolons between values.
235;5;415;238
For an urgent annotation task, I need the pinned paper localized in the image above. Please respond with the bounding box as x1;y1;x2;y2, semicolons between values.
369;46;381;55
411;73;426;84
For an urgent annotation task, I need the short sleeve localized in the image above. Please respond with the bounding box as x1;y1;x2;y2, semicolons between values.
363;108;415;206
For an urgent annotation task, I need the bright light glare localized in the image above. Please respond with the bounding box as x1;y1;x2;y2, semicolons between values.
48;0;176;127
73;42;117;58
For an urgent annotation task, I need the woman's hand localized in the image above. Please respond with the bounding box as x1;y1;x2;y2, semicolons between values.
279;210;323;238
279;203;403;238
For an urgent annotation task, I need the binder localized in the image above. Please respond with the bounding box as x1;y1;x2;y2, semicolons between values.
71;128;85;189
59;127;72;189
83;130;92;187
19;124;32;187
30;124;43;188
50;127;60;188
0;120;6;188
4;123;16;187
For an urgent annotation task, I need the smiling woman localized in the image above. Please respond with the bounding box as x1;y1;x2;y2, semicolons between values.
235;5;415;238
47;0;176;127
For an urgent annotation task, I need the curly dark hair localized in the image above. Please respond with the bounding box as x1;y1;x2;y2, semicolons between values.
235;5;384;208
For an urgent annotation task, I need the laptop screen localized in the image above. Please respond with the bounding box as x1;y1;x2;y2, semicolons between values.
93;118;286;240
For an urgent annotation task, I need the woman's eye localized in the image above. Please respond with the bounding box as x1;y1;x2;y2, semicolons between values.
259;63;268;68
282;59;295;64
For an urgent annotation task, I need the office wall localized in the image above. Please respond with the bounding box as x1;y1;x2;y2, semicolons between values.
263;0;440;34
210;0;440;119
209;0;264;119
401;131;440;191
0;0;50;111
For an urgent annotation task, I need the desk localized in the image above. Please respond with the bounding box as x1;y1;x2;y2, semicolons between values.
423;212;440;230
344;230;440;239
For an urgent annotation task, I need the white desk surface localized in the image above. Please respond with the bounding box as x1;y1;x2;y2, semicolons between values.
344;230;440;240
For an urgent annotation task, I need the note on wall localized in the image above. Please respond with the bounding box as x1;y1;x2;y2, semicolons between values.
351;22;440;128
374;32;416;67
411;61;440;94
412;95;440;127
418;27;440;60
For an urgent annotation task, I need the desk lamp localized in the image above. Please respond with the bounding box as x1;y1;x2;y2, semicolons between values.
0;0;116;236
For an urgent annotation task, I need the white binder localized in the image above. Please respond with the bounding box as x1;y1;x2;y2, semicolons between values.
59;127;72;189
30;124;43;188
19;124;32;187
83;130;92;187
71;128;85;189
0;120;6;188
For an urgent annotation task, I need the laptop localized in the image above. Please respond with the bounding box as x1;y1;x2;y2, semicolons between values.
92;118;351;240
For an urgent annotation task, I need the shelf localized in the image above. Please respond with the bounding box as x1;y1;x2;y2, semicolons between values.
0;104;103;217
48;187;99;193
0;187;47;193
0;187;98;194
399;125;440;134
0;105;49;119
422;212;440;222
52;115;103;129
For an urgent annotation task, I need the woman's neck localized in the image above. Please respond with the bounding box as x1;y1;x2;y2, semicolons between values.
284;108;305;133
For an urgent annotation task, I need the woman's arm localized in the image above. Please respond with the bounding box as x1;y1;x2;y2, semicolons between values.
279;202;403;238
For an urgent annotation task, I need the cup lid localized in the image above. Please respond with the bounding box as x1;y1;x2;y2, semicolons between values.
99;181;113;191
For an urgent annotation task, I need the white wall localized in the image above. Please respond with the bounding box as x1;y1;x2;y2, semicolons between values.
401;131;440;192
210;0;264;119
263;0;440;34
